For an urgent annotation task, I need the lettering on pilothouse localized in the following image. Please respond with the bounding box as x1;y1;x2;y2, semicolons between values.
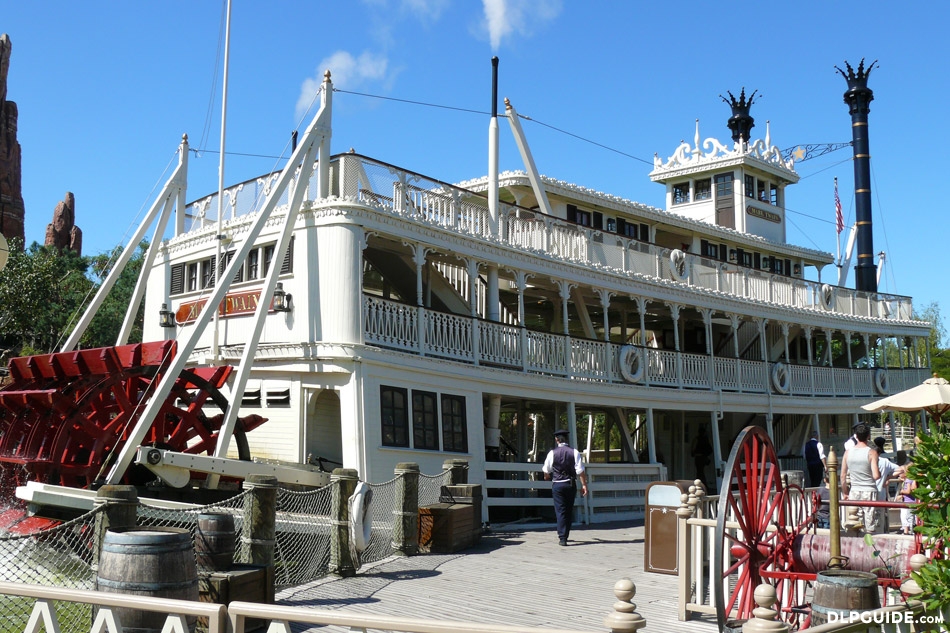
176;290;266;324
746;206;781;223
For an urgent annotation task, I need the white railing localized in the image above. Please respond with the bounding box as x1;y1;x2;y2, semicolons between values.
481;462;664;523
364;295;932;398
0;581;227;633
182;154;915;321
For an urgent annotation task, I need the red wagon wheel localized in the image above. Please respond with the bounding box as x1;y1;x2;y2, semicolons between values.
714;426;785;631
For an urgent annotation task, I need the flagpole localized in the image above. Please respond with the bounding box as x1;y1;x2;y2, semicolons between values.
834;177;841;266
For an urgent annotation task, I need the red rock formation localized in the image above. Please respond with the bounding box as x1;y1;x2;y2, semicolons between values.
45;192;82;255
0;34;25;246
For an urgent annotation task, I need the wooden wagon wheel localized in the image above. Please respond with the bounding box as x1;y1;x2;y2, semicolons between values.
714;426;785;631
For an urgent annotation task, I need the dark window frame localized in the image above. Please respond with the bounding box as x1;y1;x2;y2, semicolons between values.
695;178;712;201
672;182;690;205
441;394;468;453
412;390;440;450
381;386;410;448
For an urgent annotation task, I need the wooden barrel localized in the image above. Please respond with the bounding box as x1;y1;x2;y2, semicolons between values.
96;527;198;633
810;569;880;626
195;512;236;571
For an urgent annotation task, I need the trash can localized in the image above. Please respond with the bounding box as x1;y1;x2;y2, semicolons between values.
644;480;698;575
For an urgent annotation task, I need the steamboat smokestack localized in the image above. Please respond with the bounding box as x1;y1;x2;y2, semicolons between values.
722;88;757;144
837;59;877;293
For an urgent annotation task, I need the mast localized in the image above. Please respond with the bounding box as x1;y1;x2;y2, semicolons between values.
213;0;233;360
837;59;877;293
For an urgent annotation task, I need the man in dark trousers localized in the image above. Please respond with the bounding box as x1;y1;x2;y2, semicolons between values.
542;429;588;546
804;430;826;488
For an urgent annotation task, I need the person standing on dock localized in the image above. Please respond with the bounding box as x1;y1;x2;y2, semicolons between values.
840;423;882;533
542;429;588;546
804;430;826;488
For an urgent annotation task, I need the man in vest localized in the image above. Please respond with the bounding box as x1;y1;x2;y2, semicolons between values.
542;429;588;546
803;430;826;488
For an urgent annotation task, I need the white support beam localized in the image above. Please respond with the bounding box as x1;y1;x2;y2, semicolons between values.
104;75;334;485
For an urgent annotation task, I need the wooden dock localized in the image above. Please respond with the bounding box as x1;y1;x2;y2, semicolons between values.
277;520;719;633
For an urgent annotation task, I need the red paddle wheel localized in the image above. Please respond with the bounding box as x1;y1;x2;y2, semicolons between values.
0;340;265;491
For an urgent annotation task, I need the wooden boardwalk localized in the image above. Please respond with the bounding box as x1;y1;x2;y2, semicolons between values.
276;520;719;633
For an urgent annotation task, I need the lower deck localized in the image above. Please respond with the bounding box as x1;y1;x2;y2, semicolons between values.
277;519;717;633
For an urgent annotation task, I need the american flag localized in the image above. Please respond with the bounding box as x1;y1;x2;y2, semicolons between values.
834;178;843;234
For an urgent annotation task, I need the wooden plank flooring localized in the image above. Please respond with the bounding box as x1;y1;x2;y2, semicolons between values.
277;520;719;633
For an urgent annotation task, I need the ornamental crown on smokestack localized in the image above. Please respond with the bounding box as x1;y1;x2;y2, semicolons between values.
721;88;758;144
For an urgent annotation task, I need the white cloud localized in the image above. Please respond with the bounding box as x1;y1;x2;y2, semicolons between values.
400;0;448;22
482;0;562;51
296;51;389;120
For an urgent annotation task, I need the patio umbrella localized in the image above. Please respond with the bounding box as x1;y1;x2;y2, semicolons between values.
861;374;950;423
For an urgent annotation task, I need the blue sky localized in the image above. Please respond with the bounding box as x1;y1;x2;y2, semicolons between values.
4;1;948;332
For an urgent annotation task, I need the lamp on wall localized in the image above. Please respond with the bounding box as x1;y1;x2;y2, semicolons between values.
159;303;176;328
273;282;293;313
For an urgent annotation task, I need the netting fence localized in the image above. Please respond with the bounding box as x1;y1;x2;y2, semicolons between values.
0;465;456;630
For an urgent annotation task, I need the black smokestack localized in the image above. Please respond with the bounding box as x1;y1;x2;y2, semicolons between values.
721;88;757;144
491;56;499;118
837;59;877;293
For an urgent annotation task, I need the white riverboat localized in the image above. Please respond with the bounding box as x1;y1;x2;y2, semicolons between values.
13;67;929;526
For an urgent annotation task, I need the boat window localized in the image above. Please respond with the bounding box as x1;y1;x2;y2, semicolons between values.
262;245;275;276
757;179;768;202
441;395;468;453
187;262;198;292
744;175;755;198
412;390;439;450
695;178;711;201
246;249;259;280
381;386;410;448
770;183;779;206
672;182;690;205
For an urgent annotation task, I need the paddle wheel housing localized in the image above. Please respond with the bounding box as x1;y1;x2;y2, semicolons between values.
0;340;266;491
713;426;928;631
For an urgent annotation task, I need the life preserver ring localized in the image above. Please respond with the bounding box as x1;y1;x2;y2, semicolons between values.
669;249;688;282
770;362;790;395
618;345;644;383
874;368;889;395
349;481;373;555
818;284;834;311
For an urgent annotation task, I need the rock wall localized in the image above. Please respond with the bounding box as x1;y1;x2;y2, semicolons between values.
0;34;25;246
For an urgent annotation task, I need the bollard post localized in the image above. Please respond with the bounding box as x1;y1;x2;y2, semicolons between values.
603;578;646;632
442;459;469;485
742;584;789;633
93;485;138;571
825;448;845;568
392;462;420;556
329;468;360;576
241;474;278;566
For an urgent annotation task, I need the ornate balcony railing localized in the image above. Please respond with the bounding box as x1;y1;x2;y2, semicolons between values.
363;295;930;398
182;154;915;321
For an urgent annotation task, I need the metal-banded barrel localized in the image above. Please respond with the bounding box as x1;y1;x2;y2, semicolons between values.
810;569;880;626
195;512;236;571
96;527;198;633
791;534;914;577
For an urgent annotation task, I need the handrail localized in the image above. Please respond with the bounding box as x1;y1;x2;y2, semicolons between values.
227;600;596;633
0;581;228;633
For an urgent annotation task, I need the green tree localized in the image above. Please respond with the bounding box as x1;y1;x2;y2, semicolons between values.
0;239;92;356
0;239;146;360
82;243;147;348
908;426;950;610
914;301;947;378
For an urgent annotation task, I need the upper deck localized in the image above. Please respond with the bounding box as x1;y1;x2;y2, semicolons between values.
174;152;913;324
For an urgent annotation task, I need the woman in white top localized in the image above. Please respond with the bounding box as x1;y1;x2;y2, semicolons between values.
840;423;882;533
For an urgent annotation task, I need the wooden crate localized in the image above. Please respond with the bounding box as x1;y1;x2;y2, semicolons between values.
199;564;274;632
419;503;477;553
